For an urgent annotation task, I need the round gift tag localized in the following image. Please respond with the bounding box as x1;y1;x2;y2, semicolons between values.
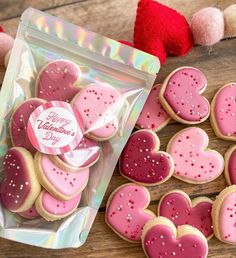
27;101;84;154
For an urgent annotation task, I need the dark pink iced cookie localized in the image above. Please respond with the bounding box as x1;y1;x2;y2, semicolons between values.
10;98;45;154
142;217;208;258
160;67;210;124
35;190;81;221
72;83;122;140
120;130;174;185
36;60;81;102
224;145;236;185
106;183;155;242
211;83;236;141
0;147;41;212
57;136;100;169
158;190;213;239
18;204;40;219
136;84;170;132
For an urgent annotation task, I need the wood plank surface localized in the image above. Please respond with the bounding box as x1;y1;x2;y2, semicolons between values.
0;0;235;257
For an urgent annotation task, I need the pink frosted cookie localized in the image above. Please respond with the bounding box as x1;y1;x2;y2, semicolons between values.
36;60;81;102
120;130;174;186
35;190;81;221
159;67;210;124
0;147;41;212
224;145;236;185
158;190;213;239
18;204;40;219
167;127;224;184
105;183;155;242
212;185;236;245
10;98;45;154
51;136;100;170
211;83;236;141
136;84;171;132
72;83;123;140
35;152;89;200
142;217;208;258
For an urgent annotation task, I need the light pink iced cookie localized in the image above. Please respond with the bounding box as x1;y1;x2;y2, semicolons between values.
158;190;213;239
211;83;236;141
142;217;208;258
160;67;210;124
51;136;100;170
224;145;236;185
0;147;41;212
120;130;174;186
18;204;40;219
72;83;122;140
35;190;81;221
10;98;45;154
36;60;81;102
105;183;155;242
136;84;171;132
212;185;236;245
35;152;89;200
167;127;224;184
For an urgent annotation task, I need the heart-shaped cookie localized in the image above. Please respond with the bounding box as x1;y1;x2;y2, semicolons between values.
0;147;41;212
211;83;236;141
134;0;193;56
105;183;155;242
72;83;123;141
160;67;210;124
224;145;236;185
142;217;208;258
35;190;81;221
18;204;40;219
212;185;236;245
167;127;224;184
120;130;174;186
36;60;81;102
35;152;89;200
51;136;100;170
158;190;213;239
136;84;171;132
10;98;45;154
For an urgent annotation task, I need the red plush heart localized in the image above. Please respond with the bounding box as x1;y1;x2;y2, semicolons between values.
134;0;193;56
0;26;4;32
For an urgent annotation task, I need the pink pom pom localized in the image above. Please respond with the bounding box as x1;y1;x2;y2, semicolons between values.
0;32;14;66
191;7;224;46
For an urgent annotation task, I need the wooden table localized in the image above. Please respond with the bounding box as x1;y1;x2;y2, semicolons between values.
0;0;235;257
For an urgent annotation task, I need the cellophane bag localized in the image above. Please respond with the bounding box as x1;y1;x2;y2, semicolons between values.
0;8;159;248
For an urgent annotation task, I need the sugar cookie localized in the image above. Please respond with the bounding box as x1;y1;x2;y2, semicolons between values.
167;127;224;184
158;190;213;239
160;67;210;124
142;217;208;258
72;83;123;141
0;147;41;212
36;60;81;102
105;183;155;242
10;98;45;154
224;145;236;185
136;84;171;132
212;185;236;245
35;190;81;221
35;152;89;200
210;82;236;141
120;130;174;186
18;204;40;219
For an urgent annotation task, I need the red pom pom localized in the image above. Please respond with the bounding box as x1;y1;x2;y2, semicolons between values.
134;0;193;56
134;37;166;64
0;26;4;33
118;40;134;47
